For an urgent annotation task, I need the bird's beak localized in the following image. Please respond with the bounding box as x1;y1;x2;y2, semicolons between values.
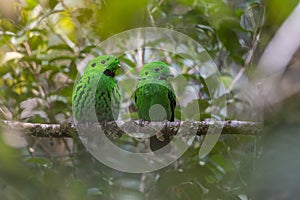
118;63;124;72
159;73;174;80
114;64;124;76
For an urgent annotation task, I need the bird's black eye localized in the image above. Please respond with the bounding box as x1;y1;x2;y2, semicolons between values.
154;68;159;72
91;63;96;67
107;58;110;61
145;72;148;75
101;60;106;64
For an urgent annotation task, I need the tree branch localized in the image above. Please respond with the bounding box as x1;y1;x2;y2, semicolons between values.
2;120;262;138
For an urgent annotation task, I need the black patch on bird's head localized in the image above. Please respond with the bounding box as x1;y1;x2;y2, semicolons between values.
154;68;160;72
103;69;115;77
101;60;106;64
145;72;148;75
91;63;96;67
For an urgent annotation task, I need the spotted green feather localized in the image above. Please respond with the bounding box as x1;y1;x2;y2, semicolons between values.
135;61;176;152
72;55;121;123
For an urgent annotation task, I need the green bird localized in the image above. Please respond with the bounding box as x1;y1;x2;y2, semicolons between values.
72;55;121;123
135;61;176;152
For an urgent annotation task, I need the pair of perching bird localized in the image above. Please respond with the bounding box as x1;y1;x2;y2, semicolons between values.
72;55;176;152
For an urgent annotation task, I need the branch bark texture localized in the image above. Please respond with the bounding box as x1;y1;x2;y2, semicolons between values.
2;120;262;138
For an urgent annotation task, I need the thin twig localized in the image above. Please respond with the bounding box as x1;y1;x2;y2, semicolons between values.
139;173;146;192
228;6;264;92
150;0;165;14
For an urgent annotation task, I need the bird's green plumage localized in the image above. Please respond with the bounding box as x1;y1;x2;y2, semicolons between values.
135;61;176;152
72;55;121;123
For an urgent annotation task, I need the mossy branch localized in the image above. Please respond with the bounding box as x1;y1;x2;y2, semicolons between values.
2;120;262;138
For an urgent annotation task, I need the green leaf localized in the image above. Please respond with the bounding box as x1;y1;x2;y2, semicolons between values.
80;45;96;54
50;100;68;115
120;57;136;68
40;65;60;74
25;0;38;10
26;157;52;168
48;44;74;52
199;76;210;97
59;84;73;97
49;0;58;10
0;65;11;77
27;114;48;123
184;99;210;120
66;60;78;81
64;180;87;200
75;8;94;24
210;154;235;173
49;56;75;63
156;171;188;192
22;55;42;65
28;35;44;50
221;75;233;89
216;19;245;63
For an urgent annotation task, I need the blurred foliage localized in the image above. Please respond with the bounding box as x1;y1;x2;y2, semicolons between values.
250;94;300;199
0;0;295;199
